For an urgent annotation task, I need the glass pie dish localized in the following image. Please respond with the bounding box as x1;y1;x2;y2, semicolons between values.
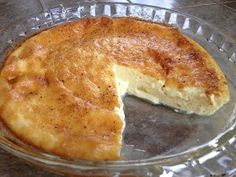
0;2;236;176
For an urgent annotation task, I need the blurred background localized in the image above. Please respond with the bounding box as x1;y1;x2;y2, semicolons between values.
0;0;235;176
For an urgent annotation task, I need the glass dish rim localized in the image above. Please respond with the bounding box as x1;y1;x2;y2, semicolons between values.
0;1;236;170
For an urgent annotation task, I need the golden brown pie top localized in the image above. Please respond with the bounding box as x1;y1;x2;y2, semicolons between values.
0;17;229;160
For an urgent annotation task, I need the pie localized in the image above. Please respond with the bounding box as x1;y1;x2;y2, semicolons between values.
0;17;230;160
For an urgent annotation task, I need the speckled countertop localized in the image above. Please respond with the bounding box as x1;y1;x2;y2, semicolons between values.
0;0;235;176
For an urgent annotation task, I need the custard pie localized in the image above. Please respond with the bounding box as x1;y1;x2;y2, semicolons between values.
0;17;229;160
